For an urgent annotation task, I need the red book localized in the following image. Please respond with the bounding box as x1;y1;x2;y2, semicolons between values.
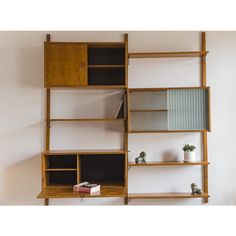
73;182;100;193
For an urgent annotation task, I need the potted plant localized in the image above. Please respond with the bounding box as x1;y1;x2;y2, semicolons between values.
182;144;196;162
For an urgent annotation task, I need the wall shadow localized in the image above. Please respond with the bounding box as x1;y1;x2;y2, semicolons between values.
1;154;42;205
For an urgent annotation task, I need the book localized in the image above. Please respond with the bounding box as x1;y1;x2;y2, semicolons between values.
73;182;101;193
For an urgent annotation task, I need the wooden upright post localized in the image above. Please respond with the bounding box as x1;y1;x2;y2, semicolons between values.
201;32;206;88
201;32;209;203
44;34;51;206
124;33;128;88
45;198;49;206
124;34;129;205
45;88;51;151
46;34;51;43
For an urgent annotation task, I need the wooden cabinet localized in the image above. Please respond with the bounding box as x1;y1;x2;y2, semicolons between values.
128;87;211;133
44;41;126;88
44;43;88;87
39;33;210;205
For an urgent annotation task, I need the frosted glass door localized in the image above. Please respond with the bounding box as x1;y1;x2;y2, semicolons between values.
167;88;209;131
130;91;167;131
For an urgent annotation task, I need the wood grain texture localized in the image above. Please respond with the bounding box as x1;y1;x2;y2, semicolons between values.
124;33;128;88
45;89;50;151
129;51;208;58
128;192;209;199
88;65;125;68
202;132;209;203
130;109;167;112
128;161;209;166
42;154;46;188
43;149;125;155
201;32;207;87
45;43;88;87
48;118;124;122
45;168;77;171
45;198;49;205
38;186;126;198
201;32;209;203
47;85;126;90
129;87;205;92
129;130;207;133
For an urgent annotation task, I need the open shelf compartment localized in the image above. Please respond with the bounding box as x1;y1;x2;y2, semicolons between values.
80;154;125;187
88;44;125;86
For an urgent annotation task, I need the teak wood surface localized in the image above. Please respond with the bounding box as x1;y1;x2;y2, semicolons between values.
128;161;209;166
41;32;210;205
38;186;126;198
128;51;208;58
128;192;210;199
45;43;87;87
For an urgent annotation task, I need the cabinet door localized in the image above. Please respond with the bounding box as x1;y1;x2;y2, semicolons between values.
45;43;88;87
167;88;210;131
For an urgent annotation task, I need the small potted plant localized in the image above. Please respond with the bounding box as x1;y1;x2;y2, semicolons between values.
182;144;196;162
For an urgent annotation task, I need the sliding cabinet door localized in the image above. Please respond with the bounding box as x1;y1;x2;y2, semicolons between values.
167;88;210;131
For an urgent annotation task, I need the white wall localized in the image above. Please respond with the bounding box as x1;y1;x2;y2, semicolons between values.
0;31;235;205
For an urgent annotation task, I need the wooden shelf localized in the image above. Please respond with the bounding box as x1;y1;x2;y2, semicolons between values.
130;109;167;112
45;168;77;171
129;87;205;92
88;65;125;68
48;118;124;122
44;149;126;155
37;186;126;198
47;85;126;90
128;51;208;59
88;42;125;48
128;192;209;199
128;161;209;166
129;130;207;133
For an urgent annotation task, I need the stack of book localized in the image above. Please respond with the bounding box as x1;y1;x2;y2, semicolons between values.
73;182;101;193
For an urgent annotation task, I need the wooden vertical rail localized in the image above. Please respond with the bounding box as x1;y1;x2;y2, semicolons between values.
124;34;129;204
45;198;49;206
124;33;128;88
42;154;46;188
46;34;51;42
44;34;51;206
201;32;209;203
202;132;208;203
46;88;51;151
201;32;206;88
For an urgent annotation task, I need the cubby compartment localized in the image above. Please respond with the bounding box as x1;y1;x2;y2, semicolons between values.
88;67;125;86
130;91;167;110
131;111;168;131
46;155;77;169
80;154;125;186
47;171;77;186
88;46;125;65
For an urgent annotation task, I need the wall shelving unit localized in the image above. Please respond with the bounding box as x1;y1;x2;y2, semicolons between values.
126;32;210;204
37;32;210;205
38;34;129;205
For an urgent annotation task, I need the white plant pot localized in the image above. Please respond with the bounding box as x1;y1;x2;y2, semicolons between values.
184;151;196;162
